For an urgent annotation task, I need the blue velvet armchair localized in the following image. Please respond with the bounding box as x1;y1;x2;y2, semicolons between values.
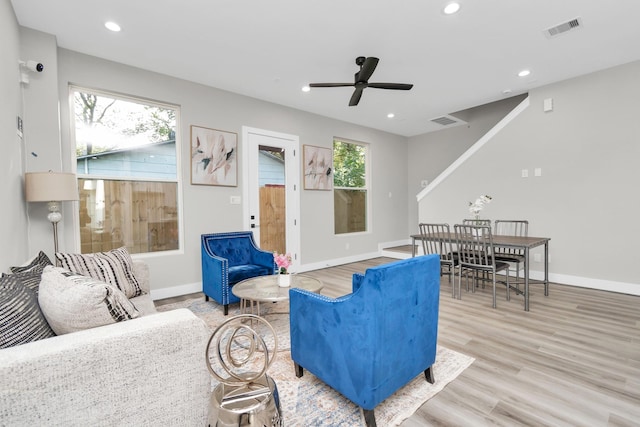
201;231;276;315
289;255;440;427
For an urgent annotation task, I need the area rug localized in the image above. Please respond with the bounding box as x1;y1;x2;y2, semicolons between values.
157;298;474;426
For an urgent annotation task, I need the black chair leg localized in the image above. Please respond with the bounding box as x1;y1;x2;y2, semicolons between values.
363;409;377;427
205;295;209;302
294;363;304;378
424;366;435;384
224;304;229;315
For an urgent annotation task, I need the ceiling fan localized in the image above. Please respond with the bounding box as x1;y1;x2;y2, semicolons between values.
309;56;414;106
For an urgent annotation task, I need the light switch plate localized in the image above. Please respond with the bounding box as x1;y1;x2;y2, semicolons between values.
534;168;542;177
230;196;241;205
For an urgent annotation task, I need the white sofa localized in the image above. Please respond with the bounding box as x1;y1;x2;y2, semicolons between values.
0;261;212;426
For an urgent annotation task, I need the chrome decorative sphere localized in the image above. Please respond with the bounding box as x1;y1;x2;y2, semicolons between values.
205;314;278;386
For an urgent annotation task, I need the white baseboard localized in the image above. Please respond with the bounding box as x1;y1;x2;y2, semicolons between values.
149;248;639;300
150;282;202;301
529;270;640;296
295;251;382;273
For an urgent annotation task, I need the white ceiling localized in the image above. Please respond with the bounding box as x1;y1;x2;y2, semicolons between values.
11;0;640;137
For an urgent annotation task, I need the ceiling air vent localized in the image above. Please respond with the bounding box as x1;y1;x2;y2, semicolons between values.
430;115;465;127
544;17;583;38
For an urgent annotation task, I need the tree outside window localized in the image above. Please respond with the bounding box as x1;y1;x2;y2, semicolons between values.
333;139;368;234
72;87;180;254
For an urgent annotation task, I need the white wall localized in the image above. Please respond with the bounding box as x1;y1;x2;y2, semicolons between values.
407;95;526;236
0;0;28;270
417;60;640;293
14;39;408;295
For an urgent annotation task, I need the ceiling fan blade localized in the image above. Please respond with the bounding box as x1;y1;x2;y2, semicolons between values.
368;83;414;90
349;87;364;106
356;57;379;83
309;83;354;88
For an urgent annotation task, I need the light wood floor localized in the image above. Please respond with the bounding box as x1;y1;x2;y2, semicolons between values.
156;256;640;426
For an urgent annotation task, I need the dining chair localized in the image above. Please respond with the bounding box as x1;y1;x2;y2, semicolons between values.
454;224;510;308
494;220;528;291
418;223;459;297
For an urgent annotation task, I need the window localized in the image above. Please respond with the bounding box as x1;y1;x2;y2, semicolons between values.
333;138;368;234
71;87;180;254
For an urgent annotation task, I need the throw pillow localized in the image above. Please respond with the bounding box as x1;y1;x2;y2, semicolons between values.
55;247;143;298
10;251;53;274
0;276;56;349
38;266;140;335
1;270;43;297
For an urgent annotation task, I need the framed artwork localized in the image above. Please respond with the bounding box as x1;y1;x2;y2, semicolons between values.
303;144;333;190
190;125;237;186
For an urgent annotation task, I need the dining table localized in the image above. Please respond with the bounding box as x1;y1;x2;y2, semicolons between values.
411;232;550;311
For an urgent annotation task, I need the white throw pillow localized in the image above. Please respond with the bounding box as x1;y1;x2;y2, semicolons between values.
38;266;140;335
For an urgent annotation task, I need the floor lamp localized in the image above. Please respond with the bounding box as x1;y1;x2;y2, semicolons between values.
25;171;79;254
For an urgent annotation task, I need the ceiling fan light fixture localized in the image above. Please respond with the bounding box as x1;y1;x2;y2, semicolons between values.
443;2;461;15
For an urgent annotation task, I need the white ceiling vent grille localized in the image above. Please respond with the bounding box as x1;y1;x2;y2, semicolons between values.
430;114;466;127
544;17;583;38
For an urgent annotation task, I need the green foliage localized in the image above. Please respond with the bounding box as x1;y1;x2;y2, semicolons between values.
333;140;366;188
74;90;176;157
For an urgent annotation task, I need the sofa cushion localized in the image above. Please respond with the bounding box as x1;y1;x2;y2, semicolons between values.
228;264;272;285
1;270;44;297
10;251;52;274
39;266;140;335
0;276;56;349
55;247;143;298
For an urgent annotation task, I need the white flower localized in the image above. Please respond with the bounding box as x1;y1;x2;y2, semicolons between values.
468;195;492;217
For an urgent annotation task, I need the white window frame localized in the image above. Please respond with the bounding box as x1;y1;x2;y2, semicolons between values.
68;85;184;256
333;137;371;236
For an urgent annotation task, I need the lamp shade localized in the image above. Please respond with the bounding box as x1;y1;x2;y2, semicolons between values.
25;171;79;202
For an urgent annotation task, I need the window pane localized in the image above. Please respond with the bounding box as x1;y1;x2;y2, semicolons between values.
79;179;179;254
72;88;180;254
334;189;367;234
333;140;365;188
74;92;176;180
333;138;368;235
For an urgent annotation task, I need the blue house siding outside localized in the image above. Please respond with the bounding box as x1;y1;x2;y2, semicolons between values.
259;150;284;186
77;141;176;180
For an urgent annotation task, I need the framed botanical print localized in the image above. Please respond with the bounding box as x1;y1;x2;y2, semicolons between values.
190;125;237;186
303;144;333;190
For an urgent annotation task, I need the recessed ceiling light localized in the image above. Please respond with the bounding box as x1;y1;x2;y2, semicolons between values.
105;21;121;32
518;69;531;77
387;113;395;119
443;2;461;15
301;86;311;92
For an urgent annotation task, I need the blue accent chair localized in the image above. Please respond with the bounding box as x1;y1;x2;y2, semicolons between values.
289;255;440;427
201;231;276;315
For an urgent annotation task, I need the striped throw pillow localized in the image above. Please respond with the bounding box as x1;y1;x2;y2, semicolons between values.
10;251;53;274
0;277;56;349
55;247;143;298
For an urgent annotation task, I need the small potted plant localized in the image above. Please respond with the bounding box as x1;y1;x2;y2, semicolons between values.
274;252;292;287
